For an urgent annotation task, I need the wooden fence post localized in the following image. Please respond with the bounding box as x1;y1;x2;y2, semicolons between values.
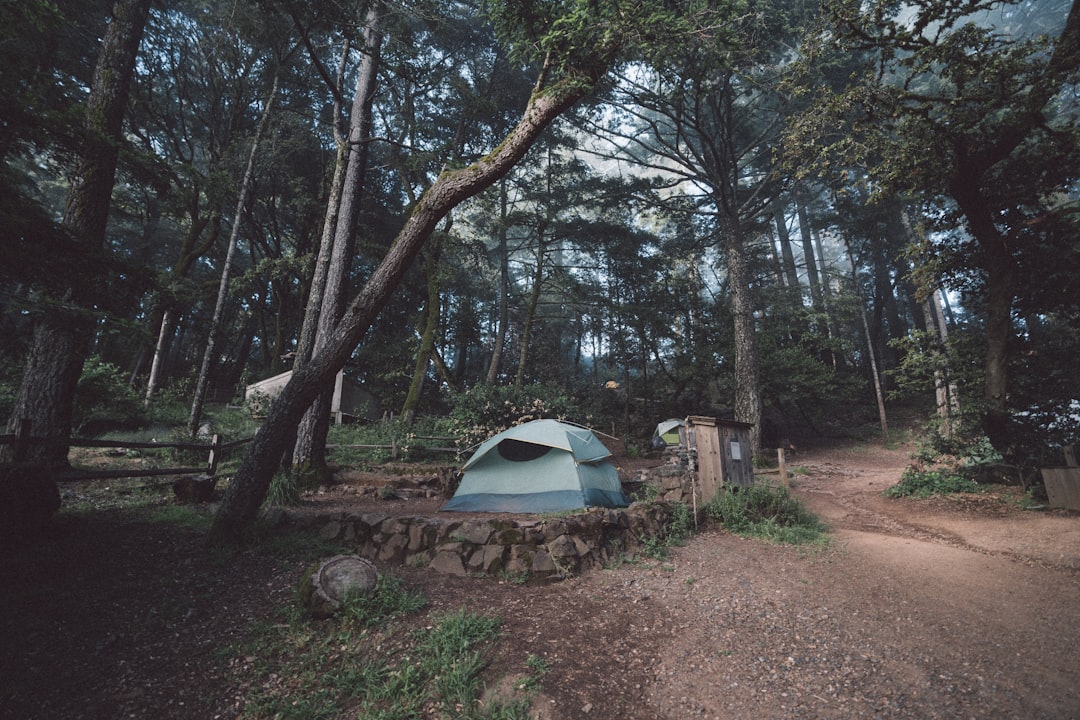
206;434;221;475
778;447;789;488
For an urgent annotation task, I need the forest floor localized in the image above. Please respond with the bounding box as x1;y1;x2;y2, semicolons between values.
2;436;1079;719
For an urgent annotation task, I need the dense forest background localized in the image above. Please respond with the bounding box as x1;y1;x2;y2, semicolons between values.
2;0;1078;533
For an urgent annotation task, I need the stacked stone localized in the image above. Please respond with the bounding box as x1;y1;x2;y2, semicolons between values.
281;504;672;582
638;462;696;504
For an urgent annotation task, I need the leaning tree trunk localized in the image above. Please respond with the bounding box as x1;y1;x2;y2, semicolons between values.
208;65;605;544
2;0;152;469
845;243;889;441
796;193;823;312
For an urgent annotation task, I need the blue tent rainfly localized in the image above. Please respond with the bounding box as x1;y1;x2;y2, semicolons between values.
441;419;630;513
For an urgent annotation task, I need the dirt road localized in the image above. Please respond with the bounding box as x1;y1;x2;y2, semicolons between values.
2;440;1078;719
593;443;1080;720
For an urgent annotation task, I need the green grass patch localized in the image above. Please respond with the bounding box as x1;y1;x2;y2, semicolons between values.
146;504;211;531
232;586;533;720
704;485;829;546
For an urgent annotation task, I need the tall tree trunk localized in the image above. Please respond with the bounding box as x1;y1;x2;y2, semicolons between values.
209;62;606;543
402;235;444;424
902;208;961;436
773;203;799;289
846;244;889;440
144;307;176;407
188;72;280;436
949;178;1017;450
796;194;823;311
719;216;762;457
294;40;352;373
515;232;548;389
810;218;841;367
142;207;220;405
485;179;511;384
931;289;960;418
293;5;386;480
2;0;152;467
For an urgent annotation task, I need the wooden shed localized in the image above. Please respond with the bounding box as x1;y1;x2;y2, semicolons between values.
245;369;381;424
686;415;754;505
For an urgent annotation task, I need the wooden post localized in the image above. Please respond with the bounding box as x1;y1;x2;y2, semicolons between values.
205;434;221;475
778;447;789;488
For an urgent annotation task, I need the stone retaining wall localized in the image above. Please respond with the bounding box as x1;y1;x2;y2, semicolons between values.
278;502;675;582
638;447;697;504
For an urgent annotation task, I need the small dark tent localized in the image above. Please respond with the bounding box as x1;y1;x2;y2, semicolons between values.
441;419;630;513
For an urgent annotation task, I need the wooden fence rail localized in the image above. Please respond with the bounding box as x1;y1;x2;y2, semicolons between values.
0;420;251;481
2;418;461;479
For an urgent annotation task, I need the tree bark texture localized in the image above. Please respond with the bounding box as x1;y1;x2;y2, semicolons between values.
209;69;600;543
719;218;762;457
773;205;798;289
950;178;1017;449
796;194;823;311
294;4;385;475
3;0;152;466
515;231;548;389
485;180;511;384
402;236;444;424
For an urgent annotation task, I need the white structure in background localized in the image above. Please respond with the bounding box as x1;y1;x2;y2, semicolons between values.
244;369;381;424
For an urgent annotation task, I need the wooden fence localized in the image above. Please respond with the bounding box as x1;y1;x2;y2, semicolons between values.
0;420;251;481
1;419;461;481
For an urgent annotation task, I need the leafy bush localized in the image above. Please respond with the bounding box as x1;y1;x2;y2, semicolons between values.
704;484;827;545
73;356;146;434
447;383;583;449
911;413;1005;485
884;467;981;498
327;415;459;465
642;502;695;559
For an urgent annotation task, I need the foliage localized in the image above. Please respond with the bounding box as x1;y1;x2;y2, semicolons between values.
642;501;695;559
906;411;1011;486
72;357;146;435
265;471;302;507
447;383;583;450
884;467;981;499
338;575;427;630
326;416;460;466
704;484;828;545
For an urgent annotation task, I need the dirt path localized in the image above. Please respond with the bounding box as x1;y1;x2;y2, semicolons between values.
606;444;1080;720
2;440;1078;719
